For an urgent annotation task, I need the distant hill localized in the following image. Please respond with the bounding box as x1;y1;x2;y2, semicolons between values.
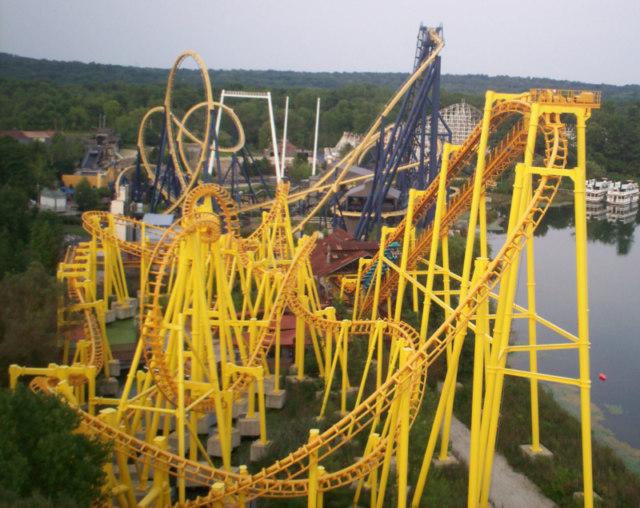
2;52;639;105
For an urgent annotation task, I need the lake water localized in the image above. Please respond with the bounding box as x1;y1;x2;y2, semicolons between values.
487;202;640;471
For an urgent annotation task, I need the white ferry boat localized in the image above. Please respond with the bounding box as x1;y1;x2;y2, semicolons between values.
606;180;639;206
585;179;611;203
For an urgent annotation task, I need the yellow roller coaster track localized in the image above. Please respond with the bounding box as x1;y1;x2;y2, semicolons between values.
22;86;599;508
30;159;561;507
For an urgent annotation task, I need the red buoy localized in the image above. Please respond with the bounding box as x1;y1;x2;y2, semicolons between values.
599;373;606;381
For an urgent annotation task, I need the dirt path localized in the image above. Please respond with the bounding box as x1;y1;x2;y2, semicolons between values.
448;416;557;508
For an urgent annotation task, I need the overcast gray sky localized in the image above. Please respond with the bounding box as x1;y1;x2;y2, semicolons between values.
1;0;637;86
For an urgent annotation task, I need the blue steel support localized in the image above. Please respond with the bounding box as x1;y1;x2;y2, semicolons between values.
353;25;450;241
150;114;168;213
356;66;435;239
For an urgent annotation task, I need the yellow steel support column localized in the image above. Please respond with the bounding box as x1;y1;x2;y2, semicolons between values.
102;408;136;508
526;211;541;452
238;465;248;508
575;110;594;508
479;106;537;506
420;144;458;342
211;482;225;508
369;434;380;508
412;259;484;507
375;394;400;508
439;91;495;461
393;189;417;322
370;228;389;322
397;344;412;508
341;319;351;415
247;319;257;418
274;272;283;392
308;429;320;508
317;465;326;508
467;258;488;508
177;313;186;503
256;369;268;444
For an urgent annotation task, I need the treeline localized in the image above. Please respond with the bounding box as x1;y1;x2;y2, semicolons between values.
0;136;77;278
1;77;639;179
3;52;640;105
0;77;481;151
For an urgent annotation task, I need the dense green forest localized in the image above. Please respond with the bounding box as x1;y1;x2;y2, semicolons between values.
0;77;483;152
2;52;640;106
1;74;639;178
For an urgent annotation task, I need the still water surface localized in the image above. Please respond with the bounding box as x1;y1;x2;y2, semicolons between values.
487;203;640;467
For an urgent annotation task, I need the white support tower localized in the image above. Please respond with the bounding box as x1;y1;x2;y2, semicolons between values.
281;96;290;175
209;90;281;181
312;98;321;176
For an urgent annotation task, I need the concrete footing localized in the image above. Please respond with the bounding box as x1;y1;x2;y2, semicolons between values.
104;310;116;323
157;414;176;432
250;440;272;462
125;297;138;308
519;443;554;460
207;429;241;457
100;377;119;396
573;491;603;503
197;416;211;435
168;430;191;453
237;414;261;437
183;461;210;488
115;304;136;320
108;360;121;377
286;375;313;385
263;375;284;392
431;452;459;468
266;390;287;409
232;398;249;419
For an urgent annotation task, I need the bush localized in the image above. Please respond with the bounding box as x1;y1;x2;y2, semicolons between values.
0;386;111;506
288;162;312;180
0;264;63;386
62;215;82;225
73;178;98;211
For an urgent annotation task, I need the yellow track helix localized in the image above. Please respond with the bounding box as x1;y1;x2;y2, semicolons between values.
59;246;104;383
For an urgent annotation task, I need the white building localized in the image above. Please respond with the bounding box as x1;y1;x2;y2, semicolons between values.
39;188;67;212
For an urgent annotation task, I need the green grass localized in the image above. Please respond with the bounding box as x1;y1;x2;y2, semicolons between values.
64;224;90;237
453;377;640;507
105;317;137;345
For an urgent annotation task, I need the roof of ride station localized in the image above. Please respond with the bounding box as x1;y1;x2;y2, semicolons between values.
310;228;379;278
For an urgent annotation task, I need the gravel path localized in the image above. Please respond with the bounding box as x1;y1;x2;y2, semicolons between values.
448;416;557;508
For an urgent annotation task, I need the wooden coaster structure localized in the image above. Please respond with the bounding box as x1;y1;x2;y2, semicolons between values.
11;88;601;508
